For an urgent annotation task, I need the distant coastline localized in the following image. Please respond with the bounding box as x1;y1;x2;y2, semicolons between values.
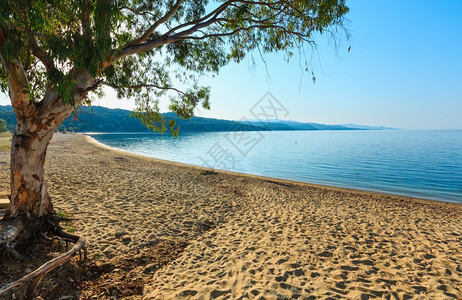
0;105;396;133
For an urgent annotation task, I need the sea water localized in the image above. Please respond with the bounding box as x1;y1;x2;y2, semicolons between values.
89;130;462;204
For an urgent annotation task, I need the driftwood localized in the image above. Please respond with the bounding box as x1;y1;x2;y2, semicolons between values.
0;236;85;297
0;220;86;299
0;223;19;258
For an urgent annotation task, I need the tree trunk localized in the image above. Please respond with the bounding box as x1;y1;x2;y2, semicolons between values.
7;122;55;220
0;68;94;238
2;102;73;241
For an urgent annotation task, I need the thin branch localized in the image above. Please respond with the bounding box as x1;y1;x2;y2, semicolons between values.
164;1;289;40
80;0;92;37
116;36;174;60
174;24;315;44
171;17;227;39
102;81;186;96
163;0;234;36
119;6;156;18
124;0;185;48
252;35;271;81
30;37;55;72
163;0;281;36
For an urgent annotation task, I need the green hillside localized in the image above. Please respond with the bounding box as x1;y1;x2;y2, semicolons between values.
0;105;377;133
0;105;267;133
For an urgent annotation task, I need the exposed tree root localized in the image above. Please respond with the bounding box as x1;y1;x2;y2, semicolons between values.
0;218;86;299
47;218;88;257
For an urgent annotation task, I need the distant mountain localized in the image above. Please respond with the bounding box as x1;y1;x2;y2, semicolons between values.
0;105;392;133
245;119;374;131
340;124;397;130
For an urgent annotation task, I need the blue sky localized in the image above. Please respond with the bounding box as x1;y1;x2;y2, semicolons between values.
1;0;461;129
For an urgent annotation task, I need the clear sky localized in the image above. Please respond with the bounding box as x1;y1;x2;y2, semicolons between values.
1;0;461;129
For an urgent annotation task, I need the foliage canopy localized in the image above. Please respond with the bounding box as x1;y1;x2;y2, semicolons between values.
0;118;7;132
0;0;348;133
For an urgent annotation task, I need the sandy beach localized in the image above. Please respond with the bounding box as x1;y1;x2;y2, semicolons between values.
0;133;461;299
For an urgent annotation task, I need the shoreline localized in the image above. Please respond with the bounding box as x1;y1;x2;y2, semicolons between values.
85;133;461;206
0;133;460;299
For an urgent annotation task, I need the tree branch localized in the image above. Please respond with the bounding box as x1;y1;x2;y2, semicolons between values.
116;0;235;62
0;26;30;118
119;6;156;18
174;24;315;44
124;0;185;48
113;36;174;63
80;0;92;37
104;0;322;70
30;37;55;72
102;81;186;96
155;0;289;41
37;72;98;132
163;0;234;37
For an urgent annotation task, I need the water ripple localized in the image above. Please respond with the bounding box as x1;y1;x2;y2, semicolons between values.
90;130;462;203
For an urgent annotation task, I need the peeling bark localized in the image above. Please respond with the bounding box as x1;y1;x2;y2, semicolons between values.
5;99;77;222
3;69;94;222
7;126;55;219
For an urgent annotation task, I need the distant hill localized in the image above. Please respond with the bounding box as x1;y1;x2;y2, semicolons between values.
340;123;397;130
63;106;268;132
244;119;354;130
0;106;15;131
0;105;392;133
0;105;267;133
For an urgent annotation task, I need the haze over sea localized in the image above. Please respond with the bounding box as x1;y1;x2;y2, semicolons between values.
89;130;462;204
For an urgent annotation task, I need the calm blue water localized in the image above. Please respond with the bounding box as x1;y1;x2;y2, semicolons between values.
89;130;462;203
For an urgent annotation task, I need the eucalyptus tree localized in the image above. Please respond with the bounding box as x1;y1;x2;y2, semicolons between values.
0;0;348;236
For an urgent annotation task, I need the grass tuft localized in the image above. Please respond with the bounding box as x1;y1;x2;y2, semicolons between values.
57;211;76;233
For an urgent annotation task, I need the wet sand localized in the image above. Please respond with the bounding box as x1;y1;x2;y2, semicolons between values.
0;133;460;299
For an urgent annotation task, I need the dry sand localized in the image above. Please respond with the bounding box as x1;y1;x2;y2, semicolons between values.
0;133;461;299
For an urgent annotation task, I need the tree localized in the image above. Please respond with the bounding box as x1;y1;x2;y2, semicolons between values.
0;118;7;132
0;0;348;245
